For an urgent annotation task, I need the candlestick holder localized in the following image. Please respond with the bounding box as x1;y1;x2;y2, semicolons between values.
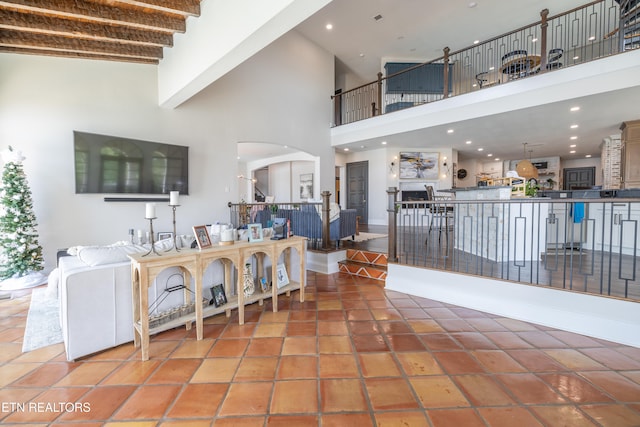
142;217;161;257
166;205;181;252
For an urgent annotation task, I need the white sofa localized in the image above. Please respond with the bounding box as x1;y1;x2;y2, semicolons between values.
55;239;224;361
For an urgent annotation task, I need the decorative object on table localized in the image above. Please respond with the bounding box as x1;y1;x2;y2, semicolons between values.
260;277;269;293
142;203;160;256
276;264;289;289
300;173;314;199
242;263;255;297
192;225;212;249
399;152;439;179
271;218;287;240
219;225;235;246
248;223;263;242
166;191;181;252
210;284;227;307
128;228;135;244
0;146;46;289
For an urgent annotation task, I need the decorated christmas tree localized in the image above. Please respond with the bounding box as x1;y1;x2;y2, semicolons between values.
0;147;44;280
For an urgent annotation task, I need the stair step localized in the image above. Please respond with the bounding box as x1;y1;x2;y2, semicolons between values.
338;259;387;282
346;249;388;267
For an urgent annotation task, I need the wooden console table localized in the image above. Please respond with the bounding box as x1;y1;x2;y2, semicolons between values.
128;236;306;360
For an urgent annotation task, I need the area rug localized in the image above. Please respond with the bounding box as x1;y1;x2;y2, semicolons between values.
22;287;63;353
342;232;387;243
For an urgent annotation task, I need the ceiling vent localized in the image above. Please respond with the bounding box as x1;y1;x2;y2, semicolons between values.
373;14;383;21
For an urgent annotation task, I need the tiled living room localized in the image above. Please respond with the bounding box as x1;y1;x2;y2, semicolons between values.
2;272;640;426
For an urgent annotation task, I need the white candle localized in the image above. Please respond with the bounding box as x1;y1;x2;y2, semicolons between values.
169;191;179;206
145;203;156;219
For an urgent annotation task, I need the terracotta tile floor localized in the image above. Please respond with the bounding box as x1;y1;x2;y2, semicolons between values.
1;272;640;426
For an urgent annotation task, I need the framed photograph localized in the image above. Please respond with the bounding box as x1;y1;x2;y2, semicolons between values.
276;264;289;289
158;232;173;241
192;225;212;249
260;277;269;293
210;284;227;307
271;217;286;240
300;173;313;199
399;152;439;179
248;223;263;242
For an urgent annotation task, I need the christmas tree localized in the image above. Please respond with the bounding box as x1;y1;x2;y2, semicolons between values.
0;147;44;279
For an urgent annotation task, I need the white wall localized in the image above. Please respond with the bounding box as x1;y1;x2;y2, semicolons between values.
0;30;334;273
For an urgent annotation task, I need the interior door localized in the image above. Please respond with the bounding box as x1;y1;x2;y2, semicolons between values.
347;161;368;224
563;167;595;190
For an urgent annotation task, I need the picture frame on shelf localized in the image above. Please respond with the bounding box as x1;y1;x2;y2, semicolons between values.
192;225;212;249
276;264;289;289
260;277;269;293
399;152;439;179
158;232;173;241
271;218;286;240
210;284;227;307
248;223;263;242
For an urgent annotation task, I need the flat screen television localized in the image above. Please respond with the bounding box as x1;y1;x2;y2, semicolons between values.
74;131;189;195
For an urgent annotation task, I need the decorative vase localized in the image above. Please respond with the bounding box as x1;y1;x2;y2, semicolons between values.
243;263;255;298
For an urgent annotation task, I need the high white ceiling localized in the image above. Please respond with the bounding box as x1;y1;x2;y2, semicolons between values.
284;0;639;162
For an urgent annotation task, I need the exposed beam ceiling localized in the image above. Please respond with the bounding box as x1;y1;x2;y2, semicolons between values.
0;0;201;64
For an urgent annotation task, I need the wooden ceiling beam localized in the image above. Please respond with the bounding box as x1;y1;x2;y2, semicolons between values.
0;8;173;46
0;28;163;59
110;0;200;17
0;0;187;32
0;45;158;63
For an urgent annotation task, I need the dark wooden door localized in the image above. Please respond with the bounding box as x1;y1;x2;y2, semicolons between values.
563;167;595;190
347;161;368;224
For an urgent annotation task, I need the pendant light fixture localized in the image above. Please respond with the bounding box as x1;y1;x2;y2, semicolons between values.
516;143;539;179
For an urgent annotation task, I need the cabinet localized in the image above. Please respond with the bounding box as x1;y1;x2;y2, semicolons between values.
589;202;640;255
129;236;306;360
620;120;640;189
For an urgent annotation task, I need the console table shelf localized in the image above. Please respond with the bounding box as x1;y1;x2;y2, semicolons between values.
129;236;306;360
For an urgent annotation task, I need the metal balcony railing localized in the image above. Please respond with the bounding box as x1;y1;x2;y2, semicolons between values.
332;0;638;126
386;189;640;302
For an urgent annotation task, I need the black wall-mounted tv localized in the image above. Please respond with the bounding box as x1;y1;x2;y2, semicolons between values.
74;131;189;195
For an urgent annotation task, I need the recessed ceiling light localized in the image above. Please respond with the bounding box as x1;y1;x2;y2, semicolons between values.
570;124;579;129
495;158;500;161
472;83;478;87
381;141;387;145
344;148;349;151
284;145;288;148
532;38;538;43
473;40;480;44
325;23;333;30
447;129;454;134
360;145;365;149
570;144;577;148
477;148;484;151
570;106;580;112
468;2;478;8
466;140;472;144
570;150;576;153
585;154;592;158
487;153;493;157
570;136;578;140
573;55;580;60
489;66;495;71
588;35;596;41
359;53;365;57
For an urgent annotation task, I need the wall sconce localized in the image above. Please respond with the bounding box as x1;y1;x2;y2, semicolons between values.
237;174;257;183
389;156;398;178
441;156;451;178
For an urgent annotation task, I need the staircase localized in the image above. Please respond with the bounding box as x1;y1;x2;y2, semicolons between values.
338;248;388;282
